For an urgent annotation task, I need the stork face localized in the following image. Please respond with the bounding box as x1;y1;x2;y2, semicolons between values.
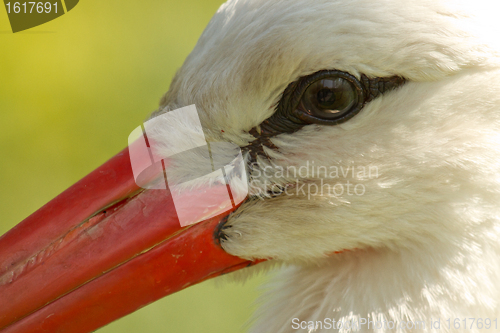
155;0;500;261
151;0;500;330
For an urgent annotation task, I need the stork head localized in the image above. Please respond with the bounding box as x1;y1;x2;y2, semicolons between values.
2;0;500;331
154;0;500;328
157;0;500;261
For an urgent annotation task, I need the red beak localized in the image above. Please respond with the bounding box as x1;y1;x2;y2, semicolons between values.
0;140;262;332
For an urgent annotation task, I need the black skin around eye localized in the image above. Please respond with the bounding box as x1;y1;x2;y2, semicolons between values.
244;70;406;160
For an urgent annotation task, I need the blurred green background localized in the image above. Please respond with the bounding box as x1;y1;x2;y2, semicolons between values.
0;1;266;332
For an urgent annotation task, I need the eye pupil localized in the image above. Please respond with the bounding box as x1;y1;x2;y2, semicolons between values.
317;89;336;108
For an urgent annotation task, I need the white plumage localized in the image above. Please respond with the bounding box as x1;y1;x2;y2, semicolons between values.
152;0;500;331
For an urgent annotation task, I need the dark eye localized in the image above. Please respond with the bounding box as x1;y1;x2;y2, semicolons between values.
292;70;365;125
298;77;358;120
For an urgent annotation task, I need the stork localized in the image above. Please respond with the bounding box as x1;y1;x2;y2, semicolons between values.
1;0;500;332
